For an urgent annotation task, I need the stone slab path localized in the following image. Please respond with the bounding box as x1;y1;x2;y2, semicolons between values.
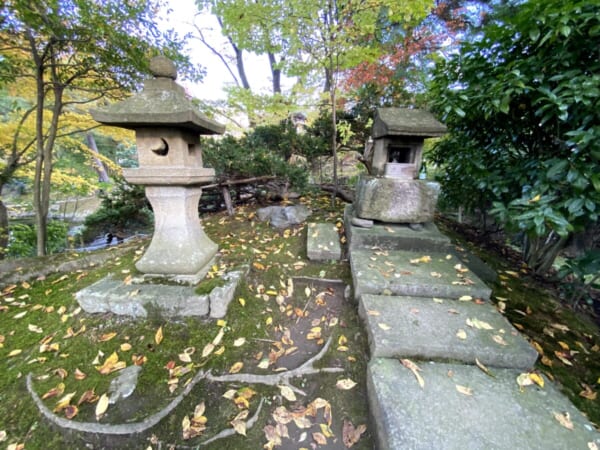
368;358;600;450
358;294;538;370
350;249;492;301
343;206;600;449
306;222;342;260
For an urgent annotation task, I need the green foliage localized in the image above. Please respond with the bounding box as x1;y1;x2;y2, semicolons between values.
429;0;600;273
558;250;600;307
307;109;370;153
7;220;69;257
202;125;310;190
83;178;151;238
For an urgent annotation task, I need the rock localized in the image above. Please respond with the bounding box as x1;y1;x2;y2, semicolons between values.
108;366;142;404
257;205;312;228
354;175;440;223
351;217;374;228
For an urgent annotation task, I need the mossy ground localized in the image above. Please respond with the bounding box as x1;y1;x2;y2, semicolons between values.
0;195;371;450
3;196;598;449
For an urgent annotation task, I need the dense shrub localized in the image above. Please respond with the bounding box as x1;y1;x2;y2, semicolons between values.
202;123;314;191
83;178;151;240
8;220;69;257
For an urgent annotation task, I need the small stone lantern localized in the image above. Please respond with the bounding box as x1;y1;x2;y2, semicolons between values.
92;56;225;281
355;108;446;224
368;108;446;179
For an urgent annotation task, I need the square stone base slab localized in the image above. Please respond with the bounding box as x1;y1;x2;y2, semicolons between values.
351;249;492;301
75;268;245;319
359;294;538;370
368;359;600;450
344;205;453;253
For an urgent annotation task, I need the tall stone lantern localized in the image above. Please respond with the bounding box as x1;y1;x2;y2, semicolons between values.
92;56;225;282
354;108;446;224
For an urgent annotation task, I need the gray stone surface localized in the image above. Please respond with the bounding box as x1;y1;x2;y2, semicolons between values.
368;358;600;450
134;186;218;277
257;205;312;228
454;247;498;284
108;366;142;404
76;269;245;319
209;270;244;318
306;222;342;261
351;249;492;301
344;205;453;253
350;216;374;228
354;175;440;223
91;56;224;134
371;107;447;139
75;276;210;318
359;295;538;369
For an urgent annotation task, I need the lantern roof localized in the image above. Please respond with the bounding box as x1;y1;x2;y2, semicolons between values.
372;108;446;139
92;56;225;135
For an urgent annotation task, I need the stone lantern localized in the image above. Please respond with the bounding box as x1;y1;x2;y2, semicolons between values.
92;56;225;282
354;108;446;224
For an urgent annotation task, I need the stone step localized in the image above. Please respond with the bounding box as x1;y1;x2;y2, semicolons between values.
344;205;454;253
359;295;538;369
368;358;600;450
350;249;492;301
306;222;342;261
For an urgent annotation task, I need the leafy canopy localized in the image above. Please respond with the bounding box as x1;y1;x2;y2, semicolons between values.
430;0;600;242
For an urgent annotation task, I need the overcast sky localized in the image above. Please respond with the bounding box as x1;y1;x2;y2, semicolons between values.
162;0;278;102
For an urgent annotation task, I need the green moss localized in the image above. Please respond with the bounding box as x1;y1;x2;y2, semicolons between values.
0;196;371;449
195;277;227;295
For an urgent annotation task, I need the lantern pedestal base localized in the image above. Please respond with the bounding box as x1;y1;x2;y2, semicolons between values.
135;185;217;281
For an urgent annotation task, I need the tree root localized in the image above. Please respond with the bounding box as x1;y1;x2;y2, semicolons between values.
199;398;264;446
204;335;344;389
26;337;341;442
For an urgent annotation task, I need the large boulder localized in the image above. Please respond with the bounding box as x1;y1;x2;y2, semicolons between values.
354;175;439;223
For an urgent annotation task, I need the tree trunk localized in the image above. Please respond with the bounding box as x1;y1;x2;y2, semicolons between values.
523;231;568;275
32;42;47;257
0;198;8;260
86;132;110;183
268;52;282;94
32;46;63;256
221;186;234;216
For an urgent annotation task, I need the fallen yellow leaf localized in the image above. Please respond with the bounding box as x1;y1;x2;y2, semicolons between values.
229;362;244;374
279;384;296;401
553;411;573;430
401;359;424;388
99;332;117;342
336;378;357;390
455;385;473;396
154;326;163;345
54;392;76;412
475;358;494;377
201;343;215;358
95;394;109;420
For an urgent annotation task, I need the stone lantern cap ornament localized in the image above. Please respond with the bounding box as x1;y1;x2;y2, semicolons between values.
91;56;225;281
